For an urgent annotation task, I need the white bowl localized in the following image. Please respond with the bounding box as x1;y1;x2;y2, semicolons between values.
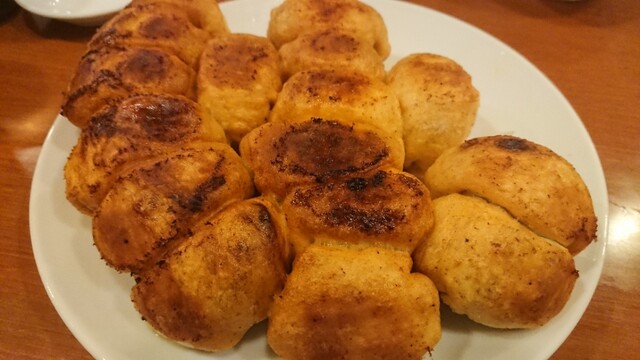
15;0;130;26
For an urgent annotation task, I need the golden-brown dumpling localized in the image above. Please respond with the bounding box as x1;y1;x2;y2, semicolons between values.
267;0;390;59
92;143;254;273
239;118;404;200
282;168;433;255
278;28;385;80
413;193;578;329
197;33;282;145
268;244;441;360
130;0;229;36
64;94;226;215
89;3;210;68
425;135;597;255
269;68;403;149
131;197;289;351
387;53;479;178
61;46;195;128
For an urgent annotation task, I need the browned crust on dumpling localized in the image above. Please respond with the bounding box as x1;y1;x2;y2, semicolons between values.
197;33;282;144
268;244;441;360
270;68;403;147
131;197;289;351
413;193;578;328
267;0;390;59
92;142;254;273
283;168;433;255
129;0;229;36
387;53;479;179
239;118;404;199
64;94;225;215
90;3;209;68
425;135;597;255
61;46;196;128
278;28;385;79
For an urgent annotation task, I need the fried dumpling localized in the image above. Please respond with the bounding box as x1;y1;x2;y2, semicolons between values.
198;33;282;145
239;118;404;200
278;28;385;80
425;135;597;255
130;0;229;36
64;94;226;215
267;0;390;59
269;68;403;149
282;168;433;255
92;143;254;273
62;46;195;128
89;3;210;68
387;53;479;178
131;197;289;351
413;193;578;329
268;244;441;360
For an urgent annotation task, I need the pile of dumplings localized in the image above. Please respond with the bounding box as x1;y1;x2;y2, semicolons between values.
60;0;597;358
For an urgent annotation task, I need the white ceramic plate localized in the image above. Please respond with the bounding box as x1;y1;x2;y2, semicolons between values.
29;0;608;359
15;0;130;26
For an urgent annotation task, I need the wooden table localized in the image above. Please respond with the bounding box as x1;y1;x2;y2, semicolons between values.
1;0;638;358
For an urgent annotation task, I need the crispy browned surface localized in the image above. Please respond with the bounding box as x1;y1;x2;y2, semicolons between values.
425;135;597;255
131;197;289;351
130;0;229;36
278;28;385;80
89;3;210;68
387;53;479;179
270;69;403;151
414;194;578;329
92;142;254;273
282;168;433;255
267;0;390;59
61;46;195;128
197;34;282;145
239;118;404;200
64;94;226;215
268;244;441;360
